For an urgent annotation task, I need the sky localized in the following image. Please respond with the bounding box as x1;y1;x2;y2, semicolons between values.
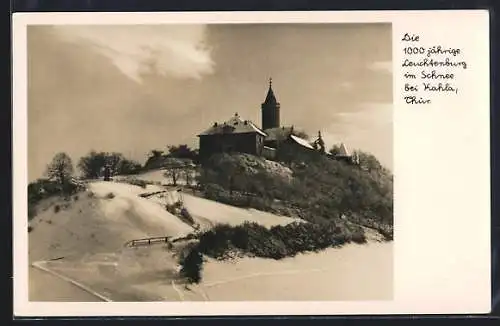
27;23;392;181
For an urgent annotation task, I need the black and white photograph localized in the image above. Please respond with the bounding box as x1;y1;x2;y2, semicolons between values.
25;22;394;302
13;9;492;317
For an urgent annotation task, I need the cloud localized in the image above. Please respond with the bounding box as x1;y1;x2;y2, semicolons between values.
321;102;393;169
52;25;215;83
336;103;392;124
339;81;354;90
368;60;393;74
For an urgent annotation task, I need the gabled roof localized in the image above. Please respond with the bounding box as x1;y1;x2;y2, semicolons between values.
290;134;314;150
198;114;267;137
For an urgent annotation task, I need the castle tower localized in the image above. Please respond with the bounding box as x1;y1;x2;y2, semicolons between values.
261;77;280;130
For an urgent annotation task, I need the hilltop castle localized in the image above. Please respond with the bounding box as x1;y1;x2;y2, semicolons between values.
197;79;354;162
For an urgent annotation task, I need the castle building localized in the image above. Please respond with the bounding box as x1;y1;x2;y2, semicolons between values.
197;79;324;161
197;113;267;159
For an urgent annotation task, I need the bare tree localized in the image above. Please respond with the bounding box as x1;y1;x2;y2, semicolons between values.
164;166;181;186
183;165;193;186
106;152;125;176
46;152;74;192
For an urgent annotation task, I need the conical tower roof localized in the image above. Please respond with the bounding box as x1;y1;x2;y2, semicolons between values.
263;77;278;105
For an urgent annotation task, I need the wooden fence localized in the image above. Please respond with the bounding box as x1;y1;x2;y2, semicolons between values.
124;236;171;248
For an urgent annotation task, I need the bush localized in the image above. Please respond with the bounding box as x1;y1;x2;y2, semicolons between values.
78;151;108;179
166;201;183;215
27;178;85;221
380;228;393;241
54;205;60;213
73;195;79;201
46;152;74;188
197;224;235;259
179;220;366;283
351;231;368;244
28;225;33;233
78;151;142;179
179;207;195;225
117;159;142;175
144;146;197;171
165;204;175;214
348;213;393;241
28;179;56;203
179;248;203;283
167;144;198;161
105;192;115;199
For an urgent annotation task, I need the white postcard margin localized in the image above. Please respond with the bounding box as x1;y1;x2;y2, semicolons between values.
12;10;491;316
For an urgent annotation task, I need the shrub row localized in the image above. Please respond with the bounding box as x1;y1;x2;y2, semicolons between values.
348;214;394;241
179;220;366;283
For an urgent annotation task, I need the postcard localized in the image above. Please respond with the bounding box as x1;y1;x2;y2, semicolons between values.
12;10;490;316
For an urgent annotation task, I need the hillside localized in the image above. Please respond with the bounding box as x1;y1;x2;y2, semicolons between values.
197;152;393;239
28;175;312;301
29;178;301;261
167;151;393;284
28;183;193;262
27;146;393;300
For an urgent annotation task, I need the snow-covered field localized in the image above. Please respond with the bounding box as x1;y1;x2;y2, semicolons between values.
33;242;392;302
28;169;393;302
182;193;302;229
198;242;392;301
88;181;193;237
